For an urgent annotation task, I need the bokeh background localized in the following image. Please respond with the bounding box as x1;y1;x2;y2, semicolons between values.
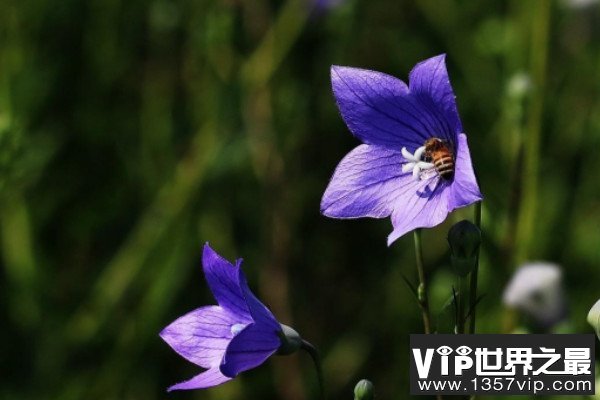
2;0;600;399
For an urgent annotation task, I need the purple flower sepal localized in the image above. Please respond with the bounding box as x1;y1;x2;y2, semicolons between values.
160;244;296;391
321;54;482;245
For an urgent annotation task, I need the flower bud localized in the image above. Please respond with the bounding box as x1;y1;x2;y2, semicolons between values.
447;220;481;276
587;299;600;338
354;379;374;400
277;324;302;355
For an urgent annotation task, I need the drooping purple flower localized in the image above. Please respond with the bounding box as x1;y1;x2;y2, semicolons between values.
321;54;482;245
160;244;283;391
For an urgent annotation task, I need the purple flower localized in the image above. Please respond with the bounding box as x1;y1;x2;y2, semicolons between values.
321;54;482;245
160;244;283;391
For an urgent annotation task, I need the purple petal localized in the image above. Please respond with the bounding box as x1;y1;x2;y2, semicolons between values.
238;268;281;332
220;323;281;378
331;66;449;149
409;54;463;138
160;305;247;368
321;144;407;218
202;244;251;318
167;367;231;391
448;134;483;209
387;178;451;245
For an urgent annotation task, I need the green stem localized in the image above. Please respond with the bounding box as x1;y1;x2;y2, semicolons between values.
513;0;550;265
241;0;310;88
301;340;325;400
456;275;467;334
413;229;432;334
468;202;482;334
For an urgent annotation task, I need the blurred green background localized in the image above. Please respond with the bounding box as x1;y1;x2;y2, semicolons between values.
2;0;600;398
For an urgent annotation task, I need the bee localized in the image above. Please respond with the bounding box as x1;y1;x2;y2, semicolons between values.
423;138;454;180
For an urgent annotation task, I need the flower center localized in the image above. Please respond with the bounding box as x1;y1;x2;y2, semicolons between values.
401;138;455;181
401;145;434;181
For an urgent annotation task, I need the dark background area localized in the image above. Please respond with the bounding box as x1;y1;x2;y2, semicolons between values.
1;0;600;399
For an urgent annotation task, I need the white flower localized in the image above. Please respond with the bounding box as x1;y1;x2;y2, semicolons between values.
562;0;599;9
503;262;566;328
587;299;600;336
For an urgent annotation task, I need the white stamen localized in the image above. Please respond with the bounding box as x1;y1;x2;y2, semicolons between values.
413;146;426;161
412;165;420;179
401;147;413;161
230;323;245;336
402;163;414;173
401;146;425;162
417;161;434;170
401;146;432;181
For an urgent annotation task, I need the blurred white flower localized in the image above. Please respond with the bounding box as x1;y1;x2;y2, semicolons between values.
587;299;600;337
562;0;599;9
507;72;532;99
503;262;567;329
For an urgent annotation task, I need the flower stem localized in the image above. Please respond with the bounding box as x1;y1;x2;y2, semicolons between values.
456;275;467;334
467;201;482;334
301;339;325;400
413;229;432;334
514;0;550;265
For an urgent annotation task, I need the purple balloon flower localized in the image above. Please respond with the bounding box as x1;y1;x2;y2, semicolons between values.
160;244;283;391
321;54;482;245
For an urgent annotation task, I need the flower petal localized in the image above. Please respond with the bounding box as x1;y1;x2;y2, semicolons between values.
387;178;451;245
202;244;252;318
449;134;483;209
220;323;281;378
167;367;231;391
321;144;409;219
408;54;463;140
238;267;281;332
160;305;245;368
331;66;448;149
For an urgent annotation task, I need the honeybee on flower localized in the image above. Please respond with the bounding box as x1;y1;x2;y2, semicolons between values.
321;54;482;244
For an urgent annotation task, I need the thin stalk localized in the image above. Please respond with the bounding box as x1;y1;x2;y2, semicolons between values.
468;201;482;334
241;0;310;88
513;0;550;265
456;275;467;334
301;340;325;400
413;229;432;334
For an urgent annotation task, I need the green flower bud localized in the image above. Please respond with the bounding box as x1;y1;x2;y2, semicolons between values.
277;324;302;355
587;299;600;339
354;379;374;400
447;220;481;276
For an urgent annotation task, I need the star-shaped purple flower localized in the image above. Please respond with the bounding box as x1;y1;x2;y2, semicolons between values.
321;54;482;245
160;244;283;391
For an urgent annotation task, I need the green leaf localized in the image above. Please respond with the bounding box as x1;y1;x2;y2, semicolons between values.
465;294;486;320
400;272;419;304
436;291;459;334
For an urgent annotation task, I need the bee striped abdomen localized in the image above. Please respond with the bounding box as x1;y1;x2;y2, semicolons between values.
433;153;454;180
423;137;455;180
